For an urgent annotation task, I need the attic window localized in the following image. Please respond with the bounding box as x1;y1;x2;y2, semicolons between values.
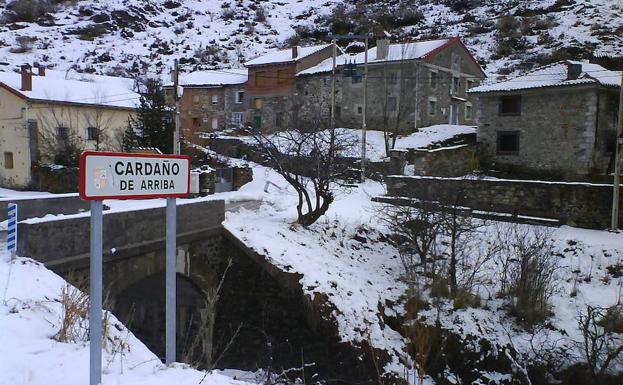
499;95;521;116
277;69;289;85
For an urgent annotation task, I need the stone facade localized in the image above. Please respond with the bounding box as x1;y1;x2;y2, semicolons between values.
167;84;247;145
296;38;485;133
386;175;623;229
474;86;620;179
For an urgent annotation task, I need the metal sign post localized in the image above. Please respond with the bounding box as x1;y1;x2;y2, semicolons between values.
89;200;103;385
79;151;190;384
165;197;176;364
7;203;17;256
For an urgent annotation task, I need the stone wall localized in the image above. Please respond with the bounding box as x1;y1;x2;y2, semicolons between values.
386;175;623;229
0;193;90;222
407;144;476;177
475;86;619;179
17;199;225;264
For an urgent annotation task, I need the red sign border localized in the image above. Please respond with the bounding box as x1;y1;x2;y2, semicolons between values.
79;151;191;200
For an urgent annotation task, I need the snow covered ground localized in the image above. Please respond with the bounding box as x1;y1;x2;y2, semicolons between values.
2;153;623;383
0;250;251;385
222;160;623;379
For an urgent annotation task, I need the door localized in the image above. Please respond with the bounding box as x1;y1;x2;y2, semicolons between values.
449;103;459;125
214;168;233;193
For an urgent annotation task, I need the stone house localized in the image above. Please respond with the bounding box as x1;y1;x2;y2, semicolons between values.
244;44;335;131
0;64;138;188
296;37;486;132
469;60;621;179
164;69;247;144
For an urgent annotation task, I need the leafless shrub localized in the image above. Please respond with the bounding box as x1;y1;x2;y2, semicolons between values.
254;6;266;23
54;274;89;343
10;35;36;53
380;201;445;286
577;305;623;384
496;224;559;325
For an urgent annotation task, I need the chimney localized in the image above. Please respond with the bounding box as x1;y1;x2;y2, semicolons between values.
20;64;32;91
291;46;298;59
34;62;45;76
566;61;583;81
376;39;389;60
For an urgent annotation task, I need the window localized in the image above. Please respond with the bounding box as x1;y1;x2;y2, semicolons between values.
428;98;437;116
211;117;218;130
497;131;520;154
87;126;98;140
57;126;69;140
232;112;244;126
277;69;289;85
499;95;522;116
387;96;397;112
235;91;244;104
465;103;473;120
192;95;200;103
451;76;460;94
388;71;398;85
355;105;363;115
4;152;14;169
275;112;283;127
211;95;219;105
429;70;438;89
254;98;263;109
192;118;200;127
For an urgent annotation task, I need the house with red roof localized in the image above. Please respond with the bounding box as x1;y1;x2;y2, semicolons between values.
296;37;486;133
244;44;335;131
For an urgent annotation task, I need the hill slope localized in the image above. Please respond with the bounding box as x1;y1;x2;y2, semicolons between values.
0;0;621;77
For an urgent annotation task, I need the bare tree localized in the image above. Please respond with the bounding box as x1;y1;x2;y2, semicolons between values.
248;99;357;227
377;44;415;157
380;201;445;285
577;305;623;384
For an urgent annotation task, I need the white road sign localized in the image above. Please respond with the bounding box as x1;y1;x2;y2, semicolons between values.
79;151;191;200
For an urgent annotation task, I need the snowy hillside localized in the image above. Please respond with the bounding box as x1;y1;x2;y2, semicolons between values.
0;251;249;385
0;0;621;77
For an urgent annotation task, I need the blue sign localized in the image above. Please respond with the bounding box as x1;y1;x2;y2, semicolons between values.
7;203;17;254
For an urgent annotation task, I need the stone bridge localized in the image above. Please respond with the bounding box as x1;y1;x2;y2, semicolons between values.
14;198;377;383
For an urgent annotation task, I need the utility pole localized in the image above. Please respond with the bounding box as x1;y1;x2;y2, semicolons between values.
611;70;623;230
172;59;181;155
414;60;420;132
330;39;337;131
360;36;369;183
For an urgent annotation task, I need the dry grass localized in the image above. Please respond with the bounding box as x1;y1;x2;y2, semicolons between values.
54;273;89;343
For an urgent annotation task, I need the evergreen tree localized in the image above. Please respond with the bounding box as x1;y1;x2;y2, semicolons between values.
125;78;174;154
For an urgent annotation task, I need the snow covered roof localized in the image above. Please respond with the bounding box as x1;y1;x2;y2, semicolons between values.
299;38;456;76
245;44;332;66
0;68;138;109
166;68;247;87
469;60;621;93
